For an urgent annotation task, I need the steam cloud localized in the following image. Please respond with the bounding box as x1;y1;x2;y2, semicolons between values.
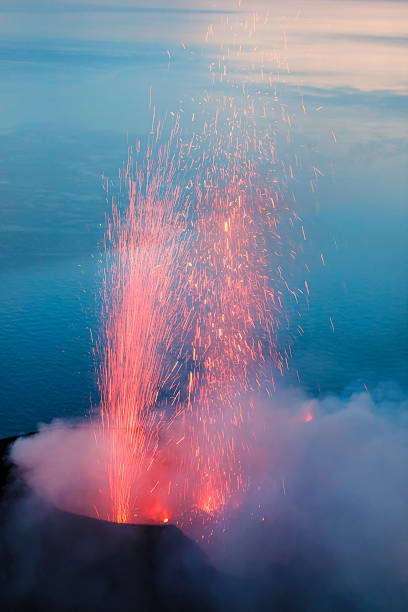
3;384;408;611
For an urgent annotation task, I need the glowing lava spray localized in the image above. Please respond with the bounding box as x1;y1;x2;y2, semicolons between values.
96;7;304;534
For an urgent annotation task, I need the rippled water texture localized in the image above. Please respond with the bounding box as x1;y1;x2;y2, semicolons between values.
0;0;406;436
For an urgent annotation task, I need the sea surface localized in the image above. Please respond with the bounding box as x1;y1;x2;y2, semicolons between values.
0;0;407;436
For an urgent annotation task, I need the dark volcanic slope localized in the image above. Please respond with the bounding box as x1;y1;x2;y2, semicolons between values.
1;437;405;612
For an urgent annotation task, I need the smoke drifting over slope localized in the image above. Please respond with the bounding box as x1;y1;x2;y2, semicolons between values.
5;384;408;611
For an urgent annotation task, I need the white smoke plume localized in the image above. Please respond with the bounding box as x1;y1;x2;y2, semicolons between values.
5;384;408;611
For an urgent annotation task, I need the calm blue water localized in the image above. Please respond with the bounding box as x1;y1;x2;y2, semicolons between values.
0;1;407;436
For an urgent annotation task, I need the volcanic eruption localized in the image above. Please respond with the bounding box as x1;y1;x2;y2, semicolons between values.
2;4;408;612
8;5;305;544
92;82;300;533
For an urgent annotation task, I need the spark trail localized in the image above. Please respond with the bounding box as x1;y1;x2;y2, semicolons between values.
98;136;192;524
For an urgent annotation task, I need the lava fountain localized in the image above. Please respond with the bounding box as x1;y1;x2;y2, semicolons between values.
93;110;299;535
97;138;192;525
14;5;306;539
89;6;306;537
